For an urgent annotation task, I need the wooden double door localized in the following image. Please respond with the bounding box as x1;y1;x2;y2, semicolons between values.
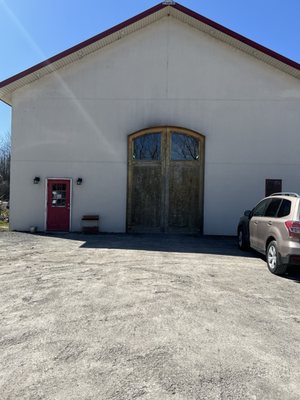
127;127;205;233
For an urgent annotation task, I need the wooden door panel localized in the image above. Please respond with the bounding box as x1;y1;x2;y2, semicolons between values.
129;164;162;232
168;163;200;232
127;127;204;233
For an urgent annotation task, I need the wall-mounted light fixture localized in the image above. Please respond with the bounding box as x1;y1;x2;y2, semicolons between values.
33;176;40;184
76;178;83;185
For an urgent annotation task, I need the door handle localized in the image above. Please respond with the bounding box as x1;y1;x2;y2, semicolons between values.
268;221;273;226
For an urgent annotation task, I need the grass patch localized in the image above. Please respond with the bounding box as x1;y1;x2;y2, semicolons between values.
0;206;9;231
0;220;9;231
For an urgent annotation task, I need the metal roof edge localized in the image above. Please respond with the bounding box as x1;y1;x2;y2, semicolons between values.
1;1;299;105
173;3;300;72
0;2;167;90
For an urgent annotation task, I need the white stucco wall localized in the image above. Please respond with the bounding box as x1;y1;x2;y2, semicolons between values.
10;16;300;234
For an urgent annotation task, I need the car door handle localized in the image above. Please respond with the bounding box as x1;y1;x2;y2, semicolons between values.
268;221;273;226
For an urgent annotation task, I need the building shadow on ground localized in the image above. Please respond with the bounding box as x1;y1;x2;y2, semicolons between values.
38;232;255;257
25;232;300;283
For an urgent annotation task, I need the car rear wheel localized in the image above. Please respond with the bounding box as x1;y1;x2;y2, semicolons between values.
238;228;249;250
266;240;287;275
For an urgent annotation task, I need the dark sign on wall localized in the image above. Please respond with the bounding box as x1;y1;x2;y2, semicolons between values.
265;179;282;197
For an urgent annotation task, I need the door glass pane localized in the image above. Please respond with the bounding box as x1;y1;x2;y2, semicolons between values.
171;133;199;160
51;183;66;207
133;133;161;160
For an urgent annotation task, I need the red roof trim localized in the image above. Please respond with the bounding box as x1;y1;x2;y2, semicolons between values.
0;2;299;89
0;3;166;88
174;3;300;71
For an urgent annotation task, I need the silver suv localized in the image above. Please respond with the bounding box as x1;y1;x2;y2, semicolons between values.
237;193;300;275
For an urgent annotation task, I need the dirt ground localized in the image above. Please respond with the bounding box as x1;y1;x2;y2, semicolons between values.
0;232;299;400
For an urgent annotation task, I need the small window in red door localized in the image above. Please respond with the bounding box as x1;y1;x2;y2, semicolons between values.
51;184;67;207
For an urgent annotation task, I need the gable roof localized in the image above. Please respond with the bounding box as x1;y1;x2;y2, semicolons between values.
1;2;299;105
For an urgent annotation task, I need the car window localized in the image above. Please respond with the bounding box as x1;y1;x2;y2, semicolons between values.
277;199;291;218
265;198;282;217
252;199;270;217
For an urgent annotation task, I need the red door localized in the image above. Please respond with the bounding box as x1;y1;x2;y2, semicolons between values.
47;179;71;231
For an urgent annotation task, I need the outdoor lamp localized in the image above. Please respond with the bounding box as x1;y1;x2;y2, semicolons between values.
76;177;83;185
33;177;40;184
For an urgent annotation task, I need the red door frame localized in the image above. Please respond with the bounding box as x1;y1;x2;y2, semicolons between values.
45;178;72;232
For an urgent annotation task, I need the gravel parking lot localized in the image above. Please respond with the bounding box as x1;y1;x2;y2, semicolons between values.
0;232;299;400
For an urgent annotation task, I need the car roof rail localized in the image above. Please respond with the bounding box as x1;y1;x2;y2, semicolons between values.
270;192;300;198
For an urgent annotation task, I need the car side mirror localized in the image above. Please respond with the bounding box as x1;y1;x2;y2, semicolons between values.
244;210;251;218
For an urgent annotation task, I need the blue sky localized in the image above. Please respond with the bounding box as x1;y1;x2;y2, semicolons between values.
1;0;300;139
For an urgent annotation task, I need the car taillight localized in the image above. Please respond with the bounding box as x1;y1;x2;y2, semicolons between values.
285;221;300;237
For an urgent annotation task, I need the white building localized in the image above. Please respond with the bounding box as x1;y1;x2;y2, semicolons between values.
1;2;300;235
